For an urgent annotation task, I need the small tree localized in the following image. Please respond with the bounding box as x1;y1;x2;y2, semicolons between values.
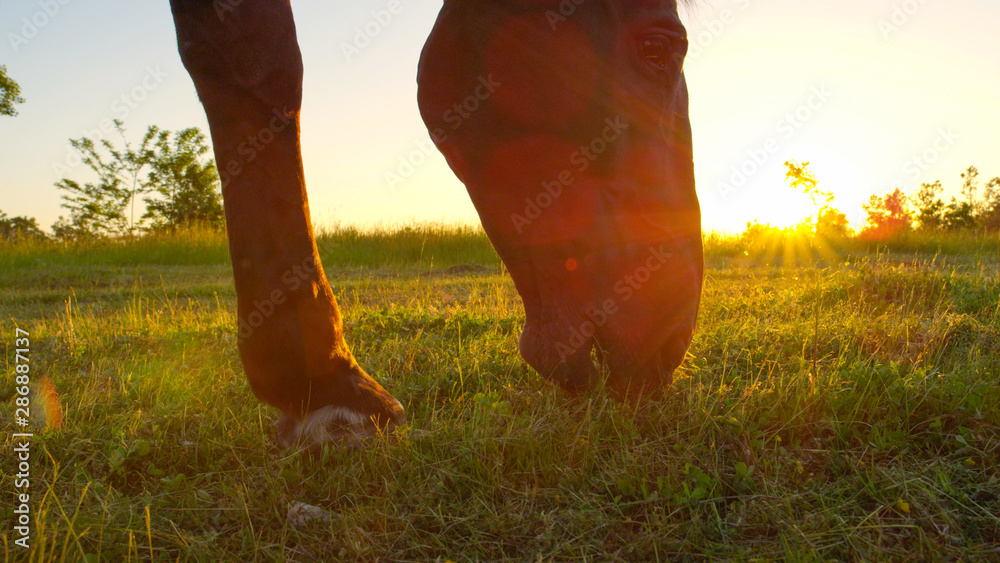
980;177;1000;232
54;120;157;238
0;65;25;117
815;206;852;240
784;160;834;206
783;160;848;239
861;187;912;240
960;166;979;208
51;216;94;243
143;128;225;231
0;211;47;242
942;197;977;231
54;122;223;237
914;181;945;231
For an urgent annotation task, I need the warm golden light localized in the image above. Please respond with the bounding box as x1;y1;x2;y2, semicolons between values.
747;186;817;229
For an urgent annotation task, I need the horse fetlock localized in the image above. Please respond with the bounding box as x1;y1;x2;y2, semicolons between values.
276;398;405;451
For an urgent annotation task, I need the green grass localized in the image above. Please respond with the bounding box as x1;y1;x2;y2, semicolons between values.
0;224;499;270
2;226;998;561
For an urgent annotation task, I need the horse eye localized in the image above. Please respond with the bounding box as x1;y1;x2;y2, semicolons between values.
636;35;680;73
639;36;676;73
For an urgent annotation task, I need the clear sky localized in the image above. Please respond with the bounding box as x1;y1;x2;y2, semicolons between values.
1;0;998;233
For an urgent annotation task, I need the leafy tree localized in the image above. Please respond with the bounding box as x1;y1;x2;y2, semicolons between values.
784;160;834;206
861;187;912;240
143;128;224;231
912;167;1000;232
50;215;95;243
0;211;46;242
783;160;848;238
942;197;977;230
815;206;852;240
54;121;223;237
0;65;25;117
914;181;945;231
960;166;979;208
54;120;157;237
981;177;1000;232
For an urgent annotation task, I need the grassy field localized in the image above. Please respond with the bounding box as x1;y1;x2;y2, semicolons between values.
2;226;998;561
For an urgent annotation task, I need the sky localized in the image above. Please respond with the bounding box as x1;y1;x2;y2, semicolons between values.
1;0;998;234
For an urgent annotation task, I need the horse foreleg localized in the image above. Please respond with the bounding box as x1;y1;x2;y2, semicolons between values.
169;0;403;448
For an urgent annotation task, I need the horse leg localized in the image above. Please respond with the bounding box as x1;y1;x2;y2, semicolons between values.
168;0;403;447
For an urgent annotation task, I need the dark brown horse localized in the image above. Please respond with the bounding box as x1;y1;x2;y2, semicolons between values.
169;0;702;449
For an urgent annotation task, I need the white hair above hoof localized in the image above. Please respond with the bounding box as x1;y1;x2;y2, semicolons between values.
275;402;403;450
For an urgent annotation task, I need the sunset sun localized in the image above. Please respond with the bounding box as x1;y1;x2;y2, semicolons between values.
751;149;865;229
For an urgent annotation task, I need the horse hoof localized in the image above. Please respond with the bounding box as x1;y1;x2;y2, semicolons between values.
275;402;404;451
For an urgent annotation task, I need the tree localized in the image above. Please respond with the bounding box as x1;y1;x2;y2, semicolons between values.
960;166;979;208
910;166;999;233
0;65;25;117
783;160;848;238
53;121;223;237
942;197;977;230
54;120;157;238
784;160;834;206
815;206;852;240
981;177;1000;232
0;211;46;242
143;128;225;231
51;215;95;243
861;187;912;240
914;181;945;230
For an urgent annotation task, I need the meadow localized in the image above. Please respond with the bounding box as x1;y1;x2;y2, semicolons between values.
2;225;998;561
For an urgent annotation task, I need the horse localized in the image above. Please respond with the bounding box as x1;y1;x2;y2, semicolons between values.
168;0;702;448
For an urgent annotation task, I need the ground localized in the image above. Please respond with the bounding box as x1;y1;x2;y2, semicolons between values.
1;226;998;561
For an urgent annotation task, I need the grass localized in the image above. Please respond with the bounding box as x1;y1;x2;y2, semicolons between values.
0;224;499;270
1;225;998;561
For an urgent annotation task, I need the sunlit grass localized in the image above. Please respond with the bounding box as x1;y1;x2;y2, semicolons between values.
3;220;997;271
0;222;501;270
2;225;998;560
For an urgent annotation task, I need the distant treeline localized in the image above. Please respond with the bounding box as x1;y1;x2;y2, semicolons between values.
1;122;998;247
859;166;1000;241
